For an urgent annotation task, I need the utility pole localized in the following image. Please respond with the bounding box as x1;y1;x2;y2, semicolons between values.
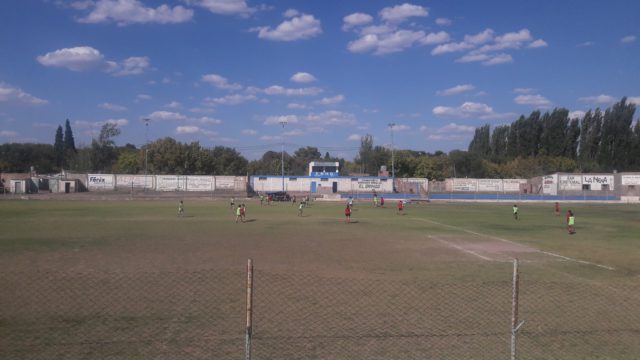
279;118;288;192
143;118;150;192
388;123;396;192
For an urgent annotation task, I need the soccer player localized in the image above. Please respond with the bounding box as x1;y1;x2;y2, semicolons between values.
567;210;576;234
397;200;404;215
347;196;353;209
555;202;560;216
235;205;242;223
344;204;351;223
373;194;378;207
513;204;519;220
178;200;184;217
298;202;304;217
380;197;385;207
230;197;235;210
292;195;297;205
240;204;246;222
259;194;264;206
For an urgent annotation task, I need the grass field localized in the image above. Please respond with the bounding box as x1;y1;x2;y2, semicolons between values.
1;198;639;359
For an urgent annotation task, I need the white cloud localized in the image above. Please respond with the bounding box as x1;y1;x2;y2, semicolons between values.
431;41;475;55
283;8;299;17
164;101;181;109
0;130;18;137
68;1;94;10
513;88;535;94
253;13;322;41
176;125;201;134
318;95;345;105
432;102;515;120
241;129;257;135
390;124;410;131
514;94;552;107
203;94;257;105
349;30;427;55
108;56;150;76
189;107;215;114
342;12;373;31
0;83;48;105
578;94;617;104
37;46;150;76
577;41;595;47
435;17;451;26
185;0;255;17
482;53;513;65
263;85;322;96
437;84;475;96
98;102;127;111
347;134;361;141
620;35;636;43
78;0;193;25
306;110;357;126
192;116;222;125
568;110;586;119
287;103;307;110
379;3;428;23
290;72;316;83
437;123;475;133
283;129;304;136
136;94;152;101
464;29;495;45
264;115;299;125
528;39;548;48
37;46;106;71
146;110;187;121
420;31;451;45
201;73;242;90
260;135;282;141
627;96;640;105
105;118;129;127
360;24;395;36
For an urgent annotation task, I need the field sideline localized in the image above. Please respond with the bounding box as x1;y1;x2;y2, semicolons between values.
1;199;639;359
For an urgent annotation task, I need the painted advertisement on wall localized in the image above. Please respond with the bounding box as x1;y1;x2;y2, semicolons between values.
582;175;614;191
503;179;526;192
87;174;114;190
477;179;503;192
542;174;558;195
186;176;214;191
116;175;154;189
215;176;236;190
156;176;186;191
559;175;582;190
357;178;383;190
621;175;640;186
452;178;478;192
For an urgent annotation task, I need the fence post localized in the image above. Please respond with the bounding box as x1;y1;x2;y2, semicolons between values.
511;258;525;360
245;258;254;360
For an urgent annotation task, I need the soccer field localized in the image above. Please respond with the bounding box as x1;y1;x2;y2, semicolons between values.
1;199;639;359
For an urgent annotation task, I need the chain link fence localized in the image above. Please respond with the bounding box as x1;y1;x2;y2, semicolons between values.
1;263;639;359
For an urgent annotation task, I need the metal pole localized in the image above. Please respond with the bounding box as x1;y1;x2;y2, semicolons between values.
245;258;254;360
388;123;395;192
279;120;287;192
143;118;150;192
511;258;524;360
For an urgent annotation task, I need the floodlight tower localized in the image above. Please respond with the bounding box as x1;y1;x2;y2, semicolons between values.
279;118;288;191
143;118;150;192
388;123;396;192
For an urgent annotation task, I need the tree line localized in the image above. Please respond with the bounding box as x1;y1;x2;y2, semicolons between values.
1;97;638;180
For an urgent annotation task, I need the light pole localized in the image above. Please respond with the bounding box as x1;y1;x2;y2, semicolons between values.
143;118;150;192
388;123;395;192
279;118;288;191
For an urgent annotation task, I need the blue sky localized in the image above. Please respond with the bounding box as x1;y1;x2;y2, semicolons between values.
1;0;638;160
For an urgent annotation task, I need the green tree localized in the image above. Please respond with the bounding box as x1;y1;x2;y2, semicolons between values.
490;125;509;160
578;109;602;170
354;134;374;174
597;98;635;171
468;124;491;156
63;119;76;153
53;126;64;169
539;109;569;157
90;123;121;172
